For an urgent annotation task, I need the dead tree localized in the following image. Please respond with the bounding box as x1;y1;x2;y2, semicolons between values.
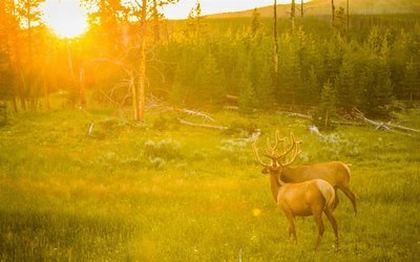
291;0;296;32
346;0;350;31
273;0;279;90
301;0;304;18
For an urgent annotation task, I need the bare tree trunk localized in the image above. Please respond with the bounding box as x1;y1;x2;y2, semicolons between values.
79;67;86;107
43;78;50;110
301;0;304;18
291;0;296;32
27;3;33;110
152;0;160;43
346;0;350;31
65;40;77;107
331;0;335;27
12;96;18;113
273;0;279;89
18;70;26;110
135;0;147;122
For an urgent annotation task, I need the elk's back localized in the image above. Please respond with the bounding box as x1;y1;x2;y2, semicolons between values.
282;161;351;187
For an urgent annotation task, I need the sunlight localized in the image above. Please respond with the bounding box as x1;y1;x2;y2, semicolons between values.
41;0;88;38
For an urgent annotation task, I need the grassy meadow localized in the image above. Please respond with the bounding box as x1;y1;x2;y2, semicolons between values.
0;107;419;261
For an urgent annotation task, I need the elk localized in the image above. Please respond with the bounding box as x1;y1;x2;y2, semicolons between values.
252;135;339;250
260;131;357;213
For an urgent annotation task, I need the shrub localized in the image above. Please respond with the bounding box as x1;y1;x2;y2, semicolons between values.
143;139;182;160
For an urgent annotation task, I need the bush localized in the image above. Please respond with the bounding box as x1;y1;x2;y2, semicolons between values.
143;139;182;160
224;119;258;137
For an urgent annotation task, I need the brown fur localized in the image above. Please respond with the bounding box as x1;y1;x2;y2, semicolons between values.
270;171;339;250
278;161;357;213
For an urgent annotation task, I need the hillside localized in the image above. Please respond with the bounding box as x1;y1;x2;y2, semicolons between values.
207;0;420;18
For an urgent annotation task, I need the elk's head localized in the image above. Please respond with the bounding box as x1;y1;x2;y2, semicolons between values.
252;131;302;176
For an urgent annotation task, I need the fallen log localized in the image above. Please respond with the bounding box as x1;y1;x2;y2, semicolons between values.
170;107;215;122
386;122;420;134
277;111;363;127
224;106;239;111
178;118;228;130
226;95;239;102
87;122;95;136
279;111;312;120
351;108;415;136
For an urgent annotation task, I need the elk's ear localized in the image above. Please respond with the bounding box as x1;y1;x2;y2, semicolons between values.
272;163;283;172
261;167;270;175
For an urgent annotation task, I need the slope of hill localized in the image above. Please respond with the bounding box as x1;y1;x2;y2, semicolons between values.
207;0;420;19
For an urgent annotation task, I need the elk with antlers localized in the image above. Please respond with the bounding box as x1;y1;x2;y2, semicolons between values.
258;131;357;213
253;134;339;250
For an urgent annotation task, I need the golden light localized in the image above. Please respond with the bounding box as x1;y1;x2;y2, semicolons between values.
41;0;88;38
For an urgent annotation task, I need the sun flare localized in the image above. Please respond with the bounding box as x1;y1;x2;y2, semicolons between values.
41;0;88;38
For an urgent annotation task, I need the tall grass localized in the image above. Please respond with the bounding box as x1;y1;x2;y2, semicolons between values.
0;109;419;260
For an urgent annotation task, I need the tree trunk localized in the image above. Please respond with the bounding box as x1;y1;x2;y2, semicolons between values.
79;67;86;107
18;71;26;110
273;0;279;89
43;78;50;110
331;0;335;27
152;0;160;43
65;40;77;107
301;0;304;18
12;96;18;113
346;0;350;31
291;0;296;32
135;0;147;122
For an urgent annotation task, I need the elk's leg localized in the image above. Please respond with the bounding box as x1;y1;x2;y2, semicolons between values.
313;210;324;251
340;186;357;214
333;189;340;211
285;212;297;243
324;208;339;250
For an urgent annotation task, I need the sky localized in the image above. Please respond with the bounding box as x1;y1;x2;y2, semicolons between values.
40;0;306;37
163;0;300;19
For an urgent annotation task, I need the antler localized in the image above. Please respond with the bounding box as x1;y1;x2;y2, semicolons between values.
252;131;302;167
280;136;302;166
252;140;271;167
265;130;284;156
274;133;297;160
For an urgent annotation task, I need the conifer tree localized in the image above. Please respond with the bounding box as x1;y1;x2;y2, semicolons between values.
239;74;256;113
314;81;337;130
251;8;261;37
194;53;225;106
403;59;418;104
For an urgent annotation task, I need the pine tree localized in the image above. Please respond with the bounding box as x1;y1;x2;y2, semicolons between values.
403;59;418;104
239;74;256;113
194;53;225;106
313;81;337;130
335;54;355;112
251;8;261;37
305;66;321;105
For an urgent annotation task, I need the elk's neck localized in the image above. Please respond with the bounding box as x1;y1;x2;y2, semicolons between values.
269;173;282;203
280;166;298;182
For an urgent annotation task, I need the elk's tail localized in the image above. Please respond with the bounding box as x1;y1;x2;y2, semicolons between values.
316;180;336;210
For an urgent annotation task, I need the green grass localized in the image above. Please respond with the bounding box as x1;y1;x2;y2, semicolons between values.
0;108;419;261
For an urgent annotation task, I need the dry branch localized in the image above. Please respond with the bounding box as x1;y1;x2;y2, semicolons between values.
178;118;228;130
386;122;420;134
87;122;95;136
224;106;239;111
226;95;239;101
351;108;416;136
172;107;215;122
278;111;312;120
